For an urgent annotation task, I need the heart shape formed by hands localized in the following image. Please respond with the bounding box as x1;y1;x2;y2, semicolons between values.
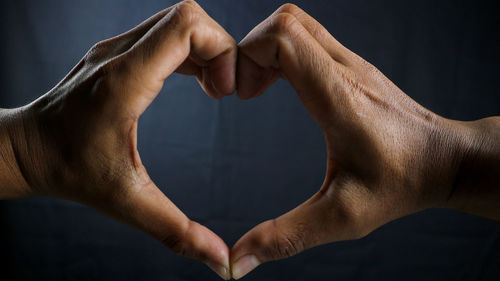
11;1;472;280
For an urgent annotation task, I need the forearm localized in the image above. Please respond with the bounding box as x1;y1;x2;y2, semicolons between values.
448;116;500;220
0;108;31;199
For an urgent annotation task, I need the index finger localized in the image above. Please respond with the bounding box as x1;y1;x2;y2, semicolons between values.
237;7;343;128
270;4;355;66
109;0;237;117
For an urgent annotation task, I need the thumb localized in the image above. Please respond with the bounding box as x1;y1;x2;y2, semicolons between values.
230;190;360;279
93;177;231;280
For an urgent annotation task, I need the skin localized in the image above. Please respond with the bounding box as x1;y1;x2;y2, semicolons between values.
0;1;498;280
230;4;500;279
0;1;236;279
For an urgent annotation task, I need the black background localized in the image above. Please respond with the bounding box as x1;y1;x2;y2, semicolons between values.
1;0;499;280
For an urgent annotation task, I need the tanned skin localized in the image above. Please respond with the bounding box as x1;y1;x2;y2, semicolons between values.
0;2;498;280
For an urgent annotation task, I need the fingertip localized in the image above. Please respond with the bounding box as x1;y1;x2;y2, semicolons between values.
165;220;230;278
229;215;316;279
193;222;230;262
236;52;279;100
206;261;231;280
231;254;261;280
236;52;260;100
204;236;231;279
229;223;269;279
209;48;237;96
197;67;225;99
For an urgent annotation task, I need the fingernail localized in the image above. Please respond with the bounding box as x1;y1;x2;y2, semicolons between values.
206;262;231;280
232;255;260;280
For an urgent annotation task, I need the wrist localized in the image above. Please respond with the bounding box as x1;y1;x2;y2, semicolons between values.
446;117;500;220
0;107;32;198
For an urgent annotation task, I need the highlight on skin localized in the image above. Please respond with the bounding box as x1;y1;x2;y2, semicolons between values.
0;1;498;280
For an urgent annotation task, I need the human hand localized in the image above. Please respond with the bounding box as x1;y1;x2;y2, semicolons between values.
230;4;499;279
1;2;498;280
0;1;236;279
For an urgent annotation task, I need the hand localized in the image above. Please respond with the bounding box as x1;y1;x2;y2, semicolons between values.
230;4;500;279
0;1;236;279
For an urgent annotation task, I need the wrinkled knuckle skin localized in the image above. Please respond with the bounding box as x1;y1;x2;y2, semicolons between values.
358;58;381;77
179;0;200;9
171;0;203;27
269;12;299;36
276;3;302;15
85;41;110;64
160;221;208;261
162;233;188;257
84;42;125;74
256;220;306;261
271;232;304;260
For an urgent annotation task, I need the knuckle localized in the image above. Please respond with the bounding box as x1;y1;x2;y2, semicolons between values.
179;0;200;9
85;40;124;67
261;220;306;260
276;3;302;15
85;40;109;63
269;12;299;35
92;40;110;53
273;234;303;259
359;58;378;73
160;221;204;260
161;233;188;256
172;0;202;26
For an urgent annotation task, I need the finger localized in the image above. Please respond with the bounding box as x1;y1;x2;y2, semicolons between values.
98;179;231;280
235;52;280;100
237;8;343;128
230;189;360;280
112;0;236;115
270;4;354;66
175;45;236;98
87;7;174;60
175;56;201;76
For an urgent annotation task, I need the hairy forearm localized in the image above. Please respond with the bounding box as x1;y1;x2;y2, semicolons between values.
0;108;31;199
448;117;500;220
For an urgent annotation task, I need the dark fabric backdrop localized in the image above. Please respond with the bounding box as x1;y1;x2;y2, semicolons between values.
1;0;499;280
